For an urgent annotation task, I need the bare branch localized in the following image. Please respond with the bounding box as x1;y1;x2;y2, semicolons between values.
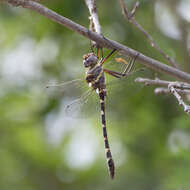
84;0;101;34
154;87;172;95
130;1;139;18
169;84;190;115
136;77;190;114
154;87;190;95
119;0;179;69
135;77;190;90
4;0;190;83
135;77;170;86
84;0;102;48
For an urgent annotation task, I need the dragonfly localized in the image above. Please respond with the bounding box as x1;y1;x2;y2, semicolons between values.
83;48;139;179
47;48;139;179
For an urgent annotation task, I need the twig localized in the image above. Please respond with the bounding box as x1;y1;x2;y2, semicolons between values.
136;77;190;115
84;0;102;48
169;84;190;114
154;87;190;95
119;0;179;69
4;0;190;83
84;0;101;34
135;77;190;90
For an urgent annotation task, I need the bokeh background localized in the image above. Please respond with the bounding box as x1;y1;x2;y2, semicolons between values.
1;0;190;189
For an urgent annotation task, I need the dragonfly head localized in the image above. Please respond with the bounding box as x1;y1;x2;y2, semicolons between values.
83;53;98;68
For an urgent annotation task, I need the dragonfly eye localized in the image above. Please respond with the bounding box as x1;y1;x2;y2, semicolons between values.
83;53;98;68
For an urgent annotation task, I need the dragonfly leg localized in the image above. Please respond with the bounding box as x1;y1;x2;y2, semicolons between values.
97;47;100;58
104;53;140;79
97;47;104;61
104;69;123;79
101;48;104;59
122;54;137;75
100;49;117;66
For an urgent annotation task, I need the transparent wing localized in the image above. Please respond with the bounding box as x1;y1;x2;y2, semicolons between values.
65;89;95;118
46;77;99;118
104;53;153;102
103;52;134;73
46;78;89;117
46;78;84;89
45;77;90;99
104;52;151;87
46;78;86;91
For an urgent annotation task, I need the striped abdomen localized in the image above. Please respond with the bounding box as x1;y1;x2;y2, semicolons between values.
99;89;115;179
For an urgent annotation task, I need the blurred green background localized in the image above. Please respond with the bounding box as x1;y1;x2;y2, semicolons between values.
1;0;190;189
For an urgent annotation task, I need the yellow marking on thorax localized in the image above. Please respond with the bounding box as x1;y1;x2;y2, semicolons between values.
95;69;103;83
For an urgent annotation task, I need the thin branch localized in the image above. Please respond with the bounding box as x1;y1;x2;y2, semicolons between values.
119;0;179;69
169;84;190;114
172;1;190;67
84;0;102;48
135;77;190;90
154;87;190;95
4;0;190;83
84;0;101;34
136;77;190;114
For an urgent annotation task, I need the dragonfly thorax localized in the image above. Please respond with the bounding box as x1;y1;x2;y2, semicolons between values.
83;52;105;91
85;64;106;94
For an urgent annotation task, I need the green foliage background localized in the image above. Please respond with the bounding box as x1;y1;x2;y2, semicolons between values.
0;0;190;189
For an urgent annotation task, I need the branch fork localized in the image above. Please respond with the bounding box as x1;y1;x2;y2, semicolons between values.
84;0;102;48
168;83;190;114
119;0;179;69
136;77;190;115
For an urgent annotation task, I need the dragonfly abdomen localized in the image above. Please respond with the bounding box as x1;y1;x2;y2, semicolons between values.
99;89;115;179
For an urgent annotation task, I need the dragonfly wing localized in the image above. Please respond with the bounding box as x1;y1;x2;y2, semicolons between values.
46;78;99;118
46;78;89;98
65;89;95;118
46;78;86;90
